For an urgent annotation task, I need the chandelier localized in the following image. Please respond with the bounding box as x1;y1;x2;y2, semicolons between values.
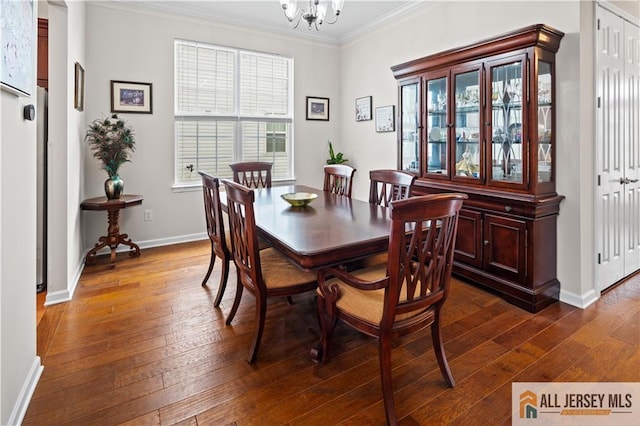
279;0;344;31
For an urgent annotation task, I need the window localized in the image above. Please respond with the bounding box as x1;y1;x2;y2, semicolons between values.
174;40;294;185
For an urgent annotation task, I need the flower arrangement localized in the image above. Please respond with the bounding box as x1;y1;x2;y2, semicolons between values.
326;140;348;165
85;114;136;178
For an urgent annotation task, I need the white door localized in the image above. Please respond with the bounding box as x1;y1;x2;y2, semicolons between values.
596;5;640;291
623;19;640;276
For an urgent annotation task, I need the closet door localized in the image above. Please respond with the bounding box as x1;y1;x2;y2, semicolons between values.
624;19;640;276
596;5;640;290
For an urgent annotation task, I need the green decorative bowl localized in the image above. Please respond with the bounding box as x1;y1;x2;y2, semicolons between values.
281;192;318;207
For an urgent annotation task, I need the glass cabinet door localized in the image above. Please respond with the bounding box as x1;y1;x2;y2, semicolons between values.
490;60;524;183
399;82;419;173
453;70;481;180
537;60;553;183
426;76;448;175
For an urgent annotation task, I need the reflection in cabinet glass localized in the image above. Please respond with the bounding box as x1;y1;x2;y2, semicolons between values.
392;24;564;313
490;61;523;183
454;70;481;179
400;82;419;173
538;61;553;183
426;77;447;174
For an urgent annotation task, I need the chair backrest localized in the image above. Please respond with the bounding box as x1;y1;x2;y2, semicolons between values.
323;164;356;198
199;171;229;255
368;169;416;207
222;179;265;293
229;162;272;189
384;193;467;328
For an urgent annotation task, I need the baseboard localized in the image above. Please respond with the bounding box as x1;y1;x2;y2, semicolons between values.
7;356;43;426
559;287;599;309
90;232;208;256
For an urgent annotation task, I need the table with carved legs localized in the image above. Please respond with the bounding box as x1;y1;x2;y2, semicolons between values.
81;194;143;264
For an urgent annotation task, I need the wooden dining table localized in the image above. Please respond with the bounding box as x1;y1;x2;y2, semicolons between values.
221;184;392;270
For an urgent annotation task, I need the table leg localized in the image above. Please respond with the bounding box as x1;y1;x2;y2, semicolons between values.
84;207;141;265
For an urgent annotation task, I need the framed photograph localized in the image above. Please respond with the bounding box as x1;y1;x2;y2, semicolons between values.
110;80;153;114
355;96;372;121
306;96;329;121
1;0;36;96
375;105;395;132
74;62;84;111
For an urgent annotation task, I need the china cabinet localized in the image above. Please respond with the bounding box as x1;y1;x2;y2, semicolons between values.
392;24;564;312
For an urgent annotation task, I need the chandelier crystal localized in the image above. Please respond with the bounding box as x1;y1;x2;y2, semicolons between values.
279;0;344;31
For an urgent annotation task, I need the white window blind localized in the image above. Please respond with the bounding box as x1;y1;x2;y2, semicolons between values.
175;40;293;185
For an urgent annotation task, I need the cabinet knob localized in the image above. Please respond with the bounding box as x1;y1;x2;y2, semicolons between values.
504;206;512;212
483;240;489;246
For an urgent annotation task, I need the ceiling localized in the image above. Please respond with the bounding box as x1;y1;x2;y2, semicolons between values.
114;0;428;44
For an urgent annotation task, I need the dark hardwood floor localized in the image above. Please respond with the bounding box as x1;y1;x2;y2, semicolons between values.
25;241;640;425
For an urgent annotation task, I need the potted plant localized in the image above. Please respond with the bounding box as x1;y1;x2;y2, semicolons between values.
85;114;135;199
326;140;348;165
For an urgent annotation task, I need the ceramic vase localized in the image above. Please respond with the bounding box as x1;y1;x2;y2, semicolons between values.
105;175;124;199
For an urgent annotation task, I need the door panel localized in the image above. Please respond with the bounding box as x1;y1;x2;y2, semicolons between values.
483;214;526;281
596;6;627;289
623;19;640;275
454;208;482;267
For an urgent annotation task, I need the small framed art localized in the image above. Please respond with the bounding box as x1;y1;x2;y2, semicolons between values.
355;96;372;121
375;105;395;132
74;62;84;111
110;80;153;114
306;96;329;121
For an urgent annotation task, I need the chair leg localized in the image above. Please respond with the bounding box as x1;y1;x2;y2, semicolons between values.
311;294;337;363
213;255;230;307
379;335;398;426
431;311;455;387
248;295;267;363
201;241;216;286
225;272;243;326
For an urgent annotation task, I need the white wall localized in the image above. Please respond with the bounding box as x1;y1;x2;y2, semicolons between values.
83;3;341;249
45;0;86;306
1;2;41;422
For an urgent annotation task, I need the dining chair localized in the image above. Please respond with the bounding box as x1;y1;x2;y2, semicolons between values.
198;172;231;307
368;169;416;207
323;164;356;198
312;193;467;425
352;169;417;270
222;179;318;363
229;161;272;189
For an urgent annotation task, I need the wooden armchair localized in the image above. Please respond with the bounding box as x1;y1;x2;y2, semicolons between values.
222;179;318;363
323;164;356;198
198;172;231;307
229;161;272;189
312;193;467;425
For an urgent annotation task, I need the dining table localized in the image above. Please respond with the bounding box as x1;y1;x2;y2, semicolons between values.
221;184;392;270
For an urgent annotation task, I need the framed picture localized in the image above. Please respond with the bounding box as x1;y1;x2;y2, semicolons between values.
110;80;153;114
1;0;36;96
375;105;395;132
74;62;84;111
306;96;329;121
355;96;372;121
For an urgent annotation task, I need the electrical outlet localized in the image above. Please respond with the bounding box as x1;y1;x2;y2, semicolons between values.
144;209;153;221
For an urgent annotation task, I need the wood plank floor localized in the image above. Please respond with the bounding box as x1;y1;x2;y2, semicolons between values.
25;240;640;425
